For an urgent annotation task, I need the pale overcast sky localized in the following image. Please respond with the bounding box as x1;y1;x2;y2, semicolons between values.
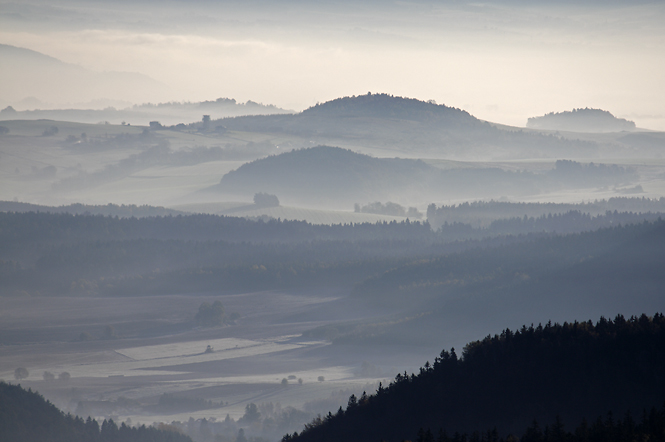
1;0;664;128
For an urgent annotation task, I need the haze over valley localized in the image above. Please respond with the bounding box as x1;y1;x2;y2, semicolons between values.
1;1;665;442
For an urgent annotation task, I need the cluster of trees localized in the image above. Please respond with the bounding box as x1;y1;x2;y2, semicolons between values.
253;192;280;207
284;314;665;442
548;160;637;187
195;301;226;327
354;201;422;219
0;382;192;442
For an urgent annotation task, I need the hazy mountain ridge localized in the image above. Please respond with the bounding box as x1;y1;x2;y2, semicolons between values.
302;93;481;128
0;44;167;106
216;94;601;159
527;108;637;133
212;146;638;206
0;97;292;126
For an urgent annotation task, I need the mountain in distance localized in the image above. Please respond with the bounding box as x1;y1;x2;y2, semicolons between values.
0;44;167;107
527;108;637;133
0;96;293;126
301;93;481;128
216;93;601;159
209;146;549;208
209;146;639;208
211;145;434;207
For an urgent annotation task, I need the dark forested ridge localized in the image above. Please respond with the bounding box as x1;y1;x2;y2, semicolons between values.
1;210;664;301
287;314;665;442
0;210;437;296
0;382;192;442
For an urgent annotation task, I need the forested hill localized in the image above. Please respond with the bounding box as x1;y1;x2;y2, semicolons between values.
0;382;192;442
216;95;598;158
214;146;439;203
288;314;665;442
301;93;481;128
527;108;636;133
212;147;631;205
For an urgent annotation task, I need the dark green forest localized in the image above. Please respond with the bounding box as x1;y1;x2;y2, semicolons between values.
286;314;665;442
0;382;192;442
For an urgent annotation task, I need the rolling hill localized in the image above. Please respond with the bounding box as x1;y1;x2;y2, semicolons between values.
209;146;637;207
215;94;600;159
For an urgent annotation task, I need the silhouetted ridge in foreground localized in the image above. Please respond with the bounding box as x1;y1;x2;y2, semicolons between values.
0;382;192;442
287;314;665;442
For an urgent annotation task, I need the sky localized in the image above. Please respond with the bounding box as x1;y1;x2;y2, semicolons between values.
1;0;664;129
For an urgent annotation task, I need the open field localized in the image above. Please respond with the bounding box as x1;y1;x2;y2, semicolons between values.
0;290;422;435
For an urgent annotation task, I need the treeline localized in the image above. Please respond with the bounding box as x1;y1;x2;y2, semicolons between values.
427;197;665;229
452;210;665;237
0;211;437;296
0;201;184;218
0;382;192;442
354;201;423;219
0;211;433;249
407;408;665;442
285;314;665;442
